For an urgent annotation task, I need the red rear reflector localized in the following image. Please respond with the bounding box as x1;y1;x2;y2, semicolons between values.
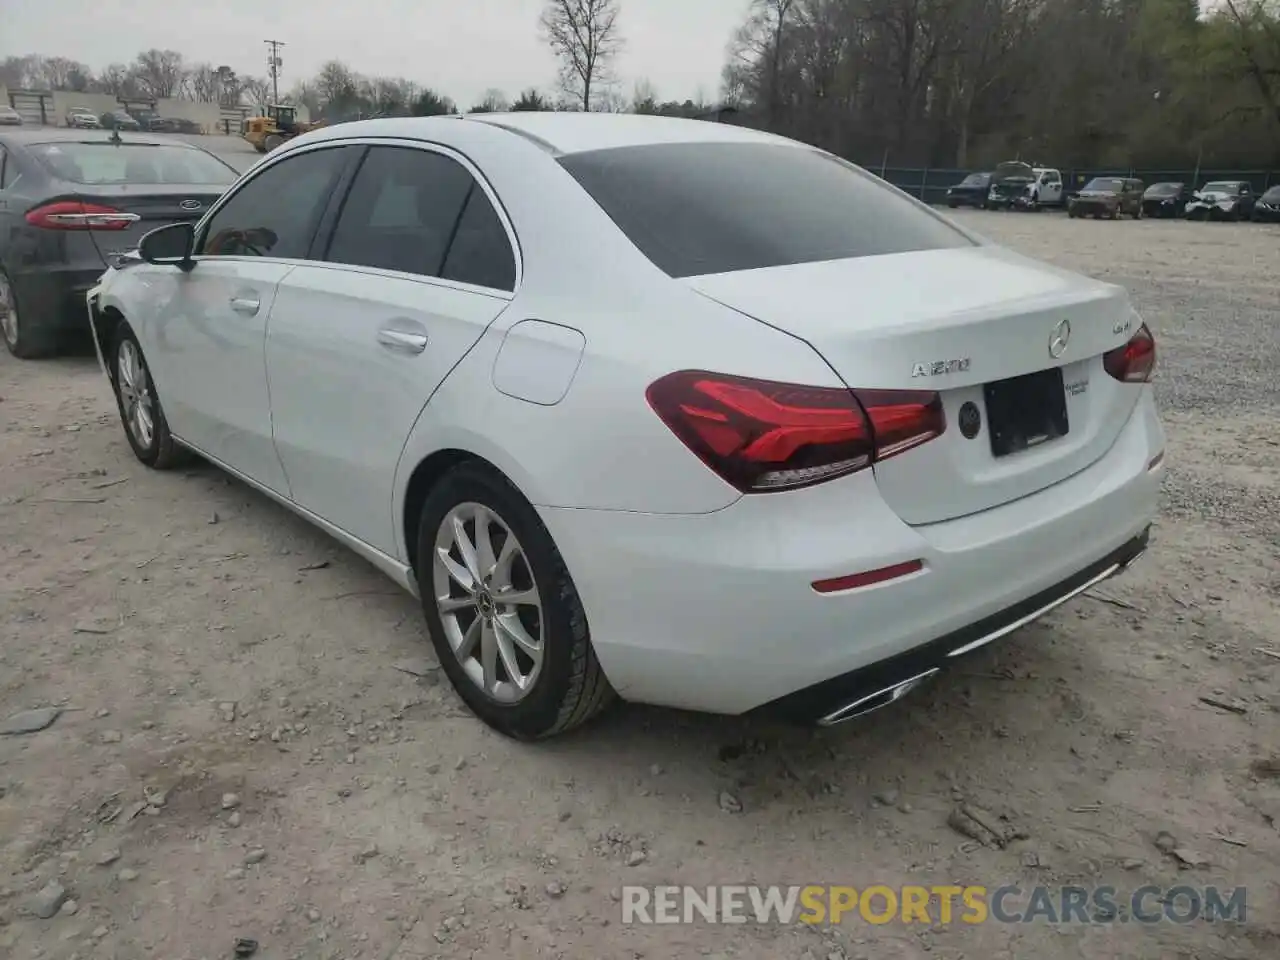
813;559;924;594
25;201;137;231
646;371;945;493
1103;323;1156;383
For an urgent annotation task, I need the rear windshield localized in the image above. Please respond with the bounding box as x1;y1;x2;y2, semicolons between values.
558;142;973;278
29;142;238;186
1083;178;1123;192
960;173;989;186
1262;186;1280;202
1145;183;1182;196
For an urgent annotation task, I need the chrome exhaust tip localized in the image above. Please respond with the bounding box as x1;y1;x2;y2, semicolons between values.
818;668;940;726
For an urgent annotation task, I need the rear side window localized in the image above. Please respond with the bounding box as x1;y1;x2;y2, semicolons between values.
325;146;490;282
200;146;351;259
440;186;517;291
558;142;972;278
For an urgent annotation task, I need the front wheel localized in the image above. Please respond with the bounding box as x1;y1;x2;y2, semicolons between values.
417;462;615;739
263;133;284;152
111;327;190;469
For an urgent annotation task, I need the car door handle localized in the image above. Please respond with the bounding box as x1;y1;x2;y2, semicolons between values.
377;328;428;354
229;296;260;316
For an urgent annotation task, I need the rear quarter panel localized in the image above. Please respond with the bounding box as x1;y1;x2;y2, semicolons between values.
389;124;845;561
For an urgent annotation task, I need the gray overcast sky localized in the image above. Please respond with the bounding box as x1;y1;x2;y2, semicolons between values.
1;0;751;107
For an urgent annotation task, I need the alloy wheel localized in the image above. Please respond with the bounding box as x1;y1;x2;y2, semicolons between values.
116;339;155;449
0;275;17;348
432;502;544;703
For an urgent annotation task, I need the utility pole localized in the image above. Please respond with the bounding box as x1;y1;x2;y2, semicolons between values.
264;39;286;105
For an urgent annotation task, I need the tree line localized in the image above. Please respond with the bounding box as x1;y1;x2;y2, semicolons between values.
4;0;1276;169
722;0;1280;170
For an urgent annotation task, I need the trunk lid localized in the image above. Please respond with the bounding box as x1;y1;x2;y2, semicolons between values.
71;184;225;265
685;246;1144;525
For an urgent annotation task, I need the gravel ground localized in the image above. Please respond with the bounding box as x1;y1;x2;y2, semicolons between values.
1;210;1278;960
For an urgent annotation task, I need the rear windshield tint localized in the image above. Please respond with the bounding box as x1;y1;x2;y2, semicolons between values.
558;142;973;278
29;142;238;186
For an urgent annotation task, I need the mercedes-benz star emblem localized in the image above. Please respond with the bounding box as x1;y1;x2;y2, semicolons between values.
179;199;202;211
1048;318;1071;359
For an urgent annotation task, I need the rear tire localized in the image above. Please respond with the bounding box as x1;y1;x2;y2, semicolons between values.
0;271;59;360
264;134;284;152
110;325;190;469
416;462;615;740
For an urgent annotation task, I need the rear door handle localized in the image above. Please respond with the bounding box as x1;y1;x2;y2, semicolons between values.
229;296;260;316
377;328;428;354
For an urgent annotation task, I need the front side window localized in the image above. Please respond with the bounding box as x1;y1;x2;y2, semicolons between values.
200;146;351;259
559;141;973;278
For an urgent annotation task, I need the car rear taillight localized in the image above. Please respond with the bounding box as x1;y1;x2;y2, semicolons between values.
645;370;945;493
1103;323;1156;383
25;201;138;231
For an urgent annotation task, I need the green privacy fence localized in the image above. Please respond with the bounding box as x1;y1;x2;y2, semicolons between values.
872;166;1279;205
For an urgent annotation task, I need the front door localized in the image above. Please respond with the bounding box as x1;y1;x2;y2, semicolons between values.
264;142;519;554
142;143;358;493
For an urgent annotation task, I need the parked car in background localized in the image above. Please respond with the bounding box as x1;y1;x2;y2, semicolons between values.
945;172;992;209
0;129;239;358
1249;185;1280;223
987;161;1063;210
86;114;1162;740
1068;177;1144;219
100;111;141;131
66;107;101;129
172;118;203;134
0;105;23;126
1141;182;1193;218
1185;181;1256;221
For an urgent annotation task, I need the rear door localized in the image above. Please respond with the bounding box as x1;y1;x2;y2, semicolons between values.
264;141;518;554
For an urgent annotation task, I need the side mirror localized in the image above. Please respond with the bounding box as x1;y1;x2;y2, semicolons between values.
139;221;195;271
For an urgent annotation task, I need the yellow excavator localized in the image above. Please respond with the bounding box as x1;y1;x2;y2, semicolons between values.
241;104;324;154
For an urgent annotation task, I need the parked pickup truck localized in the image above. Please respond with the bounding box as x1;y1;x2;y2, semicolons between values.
987;161;1064;211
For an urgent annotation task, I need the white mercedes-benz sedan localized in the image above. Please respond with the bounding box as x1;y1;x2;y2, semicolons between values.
86;113;1164;739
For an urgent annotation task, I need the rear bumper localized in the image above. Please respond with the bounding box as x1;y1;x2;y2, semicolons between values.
541;390;1164;716
758;527;1148;724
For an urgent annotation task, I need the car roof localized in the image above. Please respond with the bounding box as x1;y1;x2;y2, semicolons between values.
300;112;797;157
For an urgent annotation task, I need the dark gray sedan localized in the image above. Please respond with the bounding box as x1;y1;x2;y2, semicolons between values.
0;129;239;358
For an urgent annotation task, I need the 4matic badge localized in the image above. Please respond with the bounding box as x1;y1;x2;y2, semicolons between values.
911;358;971;378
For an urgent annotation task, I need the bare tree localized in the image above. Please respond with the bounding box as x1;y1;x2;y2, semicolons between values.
96;63;140;98
187;63;221;103
133;49;186;99
0;56;31;90
631;78;659;112
40;56;90;91
540;0;624;111
241;76;273;110
314;60;360;114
